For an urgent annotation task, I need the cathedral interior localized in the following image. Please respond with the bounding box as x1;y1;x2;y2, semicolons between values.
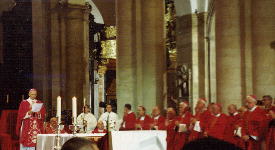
0;0;274;120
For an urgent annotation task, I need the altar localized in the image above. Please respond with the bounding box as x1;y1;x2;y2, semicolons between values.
36;131;167;150
36;133;106;150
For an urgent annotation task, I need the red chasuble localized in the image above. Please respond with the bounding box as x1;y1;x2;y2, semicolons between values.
224;113;241;145
205;113;229;140
152;115;166;130
136;115;152;130
242;107;267;150
92;128;107;133
44;124;66;134
166;117;177;150
120;112;136;130
173;111;192;150
16;99;46;147
189;110;211;141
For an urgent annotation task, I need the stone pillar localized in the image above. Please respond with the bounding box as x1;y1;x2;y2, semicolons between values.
116;0;136;116
190;13;207;110
215;0;243;108
64;2;90;113
32;0;51;104
252;0;275;96
116;0;166;116
141;0;165;111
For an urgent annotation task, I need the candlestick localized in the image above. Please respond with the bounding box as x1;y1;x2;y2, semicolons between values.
57;96;61;124
6;94;9;104
72;97;77;124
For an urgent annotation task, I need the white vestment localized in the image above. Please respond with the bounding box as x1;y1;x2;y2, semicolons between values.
98;112;119;131
77;112;97;133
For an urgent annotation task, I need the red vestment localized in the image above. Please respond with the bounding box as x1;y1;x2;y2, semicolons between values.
189;110;211;141
173;111;192;150
242;107;267;150
234;118;246;149
205;113;228;140
224;113;241;144
44;123;66;134
120;112;136;130
92;128;107;133
152;115;166;130
166;117;177;150
136;115;152;130
16;100;46;147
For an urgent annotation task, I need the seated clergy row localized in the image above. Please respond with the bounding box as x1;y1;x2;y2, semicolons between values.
44;95;275;150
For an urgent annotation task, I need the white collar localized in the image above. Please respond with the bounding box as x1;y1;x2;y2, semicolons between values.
128;111;133;114
27;98;37;104
154;115;160;120
215;113;221;117
98;129;104;132
249;106;257;112
233;112;238;116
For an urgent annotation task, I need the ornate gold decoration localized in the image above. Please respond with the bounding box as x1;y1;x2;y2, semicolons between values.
165;0;177;66
105;26;117;39
101;40;116;59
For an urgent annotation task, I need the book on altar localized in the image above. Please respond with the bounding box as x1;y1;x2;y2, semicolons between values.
178;124;187;132
31;103;43;112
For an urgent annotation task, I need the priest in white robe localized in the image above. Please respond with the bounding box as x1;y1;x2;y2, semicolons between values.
98;104;119;131
77;105;97;133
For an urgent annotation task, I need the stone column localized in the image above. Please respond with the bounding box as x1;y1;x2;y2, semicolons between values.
116;0;166;116
141;0;165;111
252;0;275;96
215;0;243;108
32;0;50;104
116;0;136;116
64;2;90;113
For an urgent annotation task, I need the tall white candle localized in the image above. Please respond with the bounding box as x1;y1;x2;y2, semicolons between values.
72;97;77;124
7;94;9;104
22;95;24;100
57;96;61;124
83;97;86;106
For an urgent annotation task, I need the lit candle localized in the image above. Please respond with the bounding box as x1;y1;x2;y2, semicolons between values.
7;94;9;104
57;96;61;124
72;97;77;124
83;97;86;106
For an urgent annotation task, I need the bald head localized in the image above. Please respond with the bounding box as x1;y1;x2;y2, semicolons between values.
167;107;176;119
152;106;161;117
245;97;257;110
28;89;37;100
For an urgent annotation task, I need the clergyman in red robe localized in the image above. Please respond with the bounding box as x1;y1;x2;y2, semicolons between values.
204;103;229;141
44;117;66;134
189;98;212;141
16;89;46;150
119;104;136;130
242;95;267;150
135;106;152;130
224;104;241;145
173;101;192;150
151;106;166;130
165;107;177;150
